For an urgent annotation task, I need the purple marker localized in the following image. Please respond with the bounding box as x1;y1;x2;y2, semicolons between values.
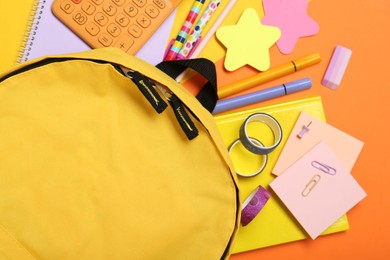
213;78;312;114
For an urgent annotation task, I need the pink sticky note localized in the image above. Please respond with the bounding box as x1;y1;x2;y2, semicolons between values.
262;0;320;54
272;112;364;176
270;141;367;239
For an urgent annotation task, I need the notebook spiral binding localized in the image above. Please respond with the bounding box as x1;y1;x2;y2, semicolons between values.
16;0;46;64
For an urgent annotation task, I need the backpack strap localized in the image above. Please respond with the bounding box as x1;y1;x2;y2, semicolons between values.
156;58;218;113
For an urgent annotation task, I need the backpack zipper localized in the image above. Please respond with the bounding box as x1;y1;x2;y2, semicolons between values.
121;66;199;140
0;58;169;115
1;57;199;140
0;58;83;83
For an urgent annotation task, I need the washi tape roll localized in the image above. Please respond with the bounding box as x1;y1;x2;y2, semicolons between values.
241;185;271;226
228;137;268;178
239;113;283;155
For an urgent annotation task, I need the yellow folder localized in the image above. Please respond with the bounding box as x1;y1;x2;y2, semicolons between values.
214;96;349;253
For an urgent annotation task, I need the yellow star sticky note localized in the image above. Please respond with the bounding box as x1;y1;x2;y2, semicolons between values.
216;8;281;71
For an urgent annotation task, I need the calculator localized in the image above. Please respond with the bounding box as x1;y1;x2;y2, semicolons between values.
52;0;182;55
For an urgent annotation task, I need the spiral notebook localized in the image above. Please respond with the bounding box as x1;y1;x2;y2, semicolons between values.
17;0;177;65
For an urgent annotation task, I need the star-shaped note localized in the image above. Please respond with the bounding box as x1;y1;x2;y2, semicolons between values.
262;0;320;54
216;8;281;71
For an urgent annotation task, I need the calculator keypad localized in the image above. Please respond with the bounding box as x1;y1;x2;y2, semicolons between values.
52;0;176;55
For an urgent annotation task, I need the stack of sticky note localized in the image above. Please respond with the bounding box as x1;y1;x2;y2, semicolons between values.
270;112;367;239
216;0;319;71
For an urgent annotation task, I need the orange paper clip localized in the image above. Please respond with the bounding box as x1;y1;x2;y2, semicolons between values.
302;174;321;197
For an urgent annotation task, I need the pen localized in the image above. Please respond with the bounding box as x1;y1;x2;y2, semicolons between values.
213;78;312;114
190;0;237;59
164;0;206;61
217;53;321;99
175;0;237;83
177;0;222;60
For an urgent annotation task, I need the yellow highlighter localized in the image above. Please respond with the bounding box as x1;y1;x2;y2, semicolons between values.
218;53;321;99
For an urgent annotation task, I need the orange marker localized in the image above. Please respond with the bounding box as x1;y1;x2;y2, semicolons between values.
218;53;321;99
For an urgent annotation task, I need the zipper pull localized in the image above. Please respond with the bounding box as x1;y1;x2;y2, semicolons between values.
169;94;199;140
127;71;168;114
135;78;199;140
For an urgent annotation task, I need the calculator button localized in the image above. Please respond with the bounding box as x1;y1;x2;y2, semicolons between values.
145;5;159;18
114;35;134;52
81;1;96;15
71;0;82;3
60;1;75;14
112;0;125;6
137;14;151;28
85;22;100;36
98;33;113;46
128;24;142;38
102;3;117;16
153;0;166;9
124;3;138;17
94;12;109;26
73;11;88;25
133;0;146;8
91;0;103;5
107;23;121;37
116;13;130;27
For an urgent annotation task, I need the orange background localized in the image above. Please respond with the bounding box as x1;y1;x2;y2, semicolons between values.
1;0;389;259
218;0;390;259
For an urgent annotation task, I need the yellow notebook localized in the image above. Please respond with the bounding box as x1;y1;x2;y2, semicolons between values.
214;96;349;254
0;0;37;70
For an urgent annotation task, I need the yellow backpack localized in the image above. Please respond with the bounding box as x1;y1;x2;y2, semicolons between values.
0;48;240;259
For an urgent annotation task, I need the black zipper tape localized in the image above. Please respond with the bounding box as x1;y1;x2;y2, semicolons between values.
0;58;80;83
